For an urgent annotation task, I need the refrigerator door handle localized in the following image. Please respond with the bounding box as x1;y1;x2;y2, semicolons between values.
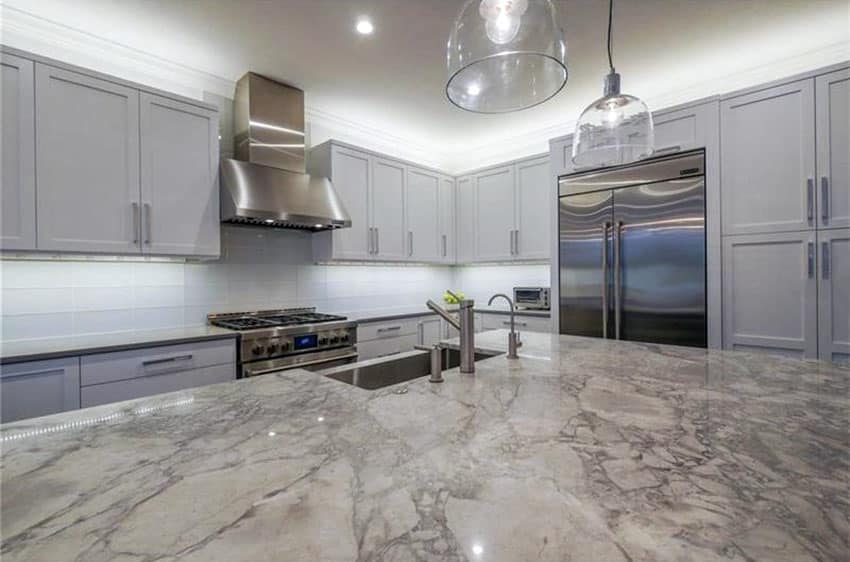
614;221;623;340
601;222;610;338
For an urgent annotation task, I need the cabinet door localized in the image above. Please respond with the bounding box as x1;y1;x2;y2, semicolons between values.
653;101;718;155
818;229;849;363
140;94;220;256
0;357;80;423
456;176;476;263
475;166;515;261
418;317;442;346
720;80;815;235
515;156;550;260
548;135;575;177
1;54;36;250
439;176;456;262
35;64;141;253
330;146;371;259
406;167;441;262
816;69;850;230
371;157;407;260
722;231;818;358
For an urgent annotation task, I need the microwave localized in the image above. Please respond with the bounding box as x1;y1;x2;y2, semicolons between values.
513;287;550;310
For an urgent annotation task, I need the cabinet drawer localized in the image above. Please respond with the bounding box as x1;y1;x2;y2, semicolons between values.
358;318;420;342
482;314;551;332
81;339;236;386
0;357;80;422
81;363;235;408
357;334;419;361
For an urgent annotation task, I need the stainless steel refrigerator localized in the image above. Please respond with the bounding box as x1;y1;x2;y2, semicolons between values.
558;150;706;348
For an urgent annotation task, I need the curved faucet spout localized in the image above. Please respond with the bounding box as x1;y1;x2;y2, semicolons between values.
488;293;520;359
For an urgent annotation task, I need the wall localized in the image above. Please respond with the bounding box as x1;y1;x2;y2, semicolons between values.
453;263;551;310
0;226;548;342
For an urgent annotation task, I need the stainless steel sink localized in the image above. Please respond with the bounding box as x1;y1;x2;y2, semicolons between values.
318;348;501;390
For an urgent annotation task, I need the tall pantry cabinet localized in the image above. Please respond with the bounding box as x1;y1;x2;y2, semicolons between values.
721;68;849;361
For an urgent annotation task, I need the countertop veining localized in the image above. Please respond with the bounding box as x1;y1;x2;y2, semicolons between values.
1;331;847;561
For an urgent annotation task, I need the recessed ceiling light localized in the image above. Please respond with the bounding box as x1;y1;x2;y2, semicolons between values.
466;83;482;96
356;18;374;35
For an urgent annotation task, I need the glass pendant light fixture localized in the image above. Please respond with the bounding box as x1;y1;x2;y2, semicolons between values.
446;0;567;113
572;0;653;167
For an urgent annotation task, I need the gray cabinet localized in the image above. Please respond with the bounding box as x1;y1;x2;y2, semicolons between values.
456;176;475;263
140;93;220;257
371;157;407;260
817;229;849;363
475;165;516;261
481;313;550;333
0;357;80;423
418;316;442;347
652;101;718;155
80;339;236;407
0;53;36;251
721;80;816;235
439;175;456;262
722;231;818;358
406;167;441;261
548;134;575;177
515;156;550;260
35;63;141;253
816;69;850;230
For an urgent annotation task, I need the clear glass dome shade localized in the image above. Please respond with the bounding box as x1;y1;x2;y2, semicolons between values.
447;0;567;113
572;74;654;168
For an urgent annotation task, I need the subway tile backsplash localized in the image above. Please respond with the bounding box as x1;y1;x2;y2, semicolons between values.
0;226;549;342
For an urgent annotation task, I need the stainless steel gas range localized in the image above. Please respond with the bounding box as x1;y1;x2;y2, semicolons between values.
208;308;358;377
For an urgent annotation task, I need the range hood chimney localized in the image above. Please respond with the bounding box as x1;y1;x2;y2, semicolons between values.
220;73;351;231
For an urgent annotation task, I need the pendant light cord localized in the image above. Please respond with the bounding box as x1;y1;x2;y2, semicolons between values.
607;0;615;73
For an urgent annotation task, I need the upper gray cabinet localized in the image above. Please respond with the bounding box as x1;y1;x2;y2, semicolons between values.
0;53;36;251
514;156;550;260
406;166;440;262
36;64;142;253
140;93;220;257
653;101;719;156
475;165;516;261
371;157;407;260
548;134;575;177
438;175;456;263
721;79;816;235
816;69;850;230
455;175;475;263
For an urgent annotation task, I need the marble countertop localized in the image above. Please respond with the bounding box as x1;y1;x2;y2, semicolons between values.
2;331;848;561
0;326;239;364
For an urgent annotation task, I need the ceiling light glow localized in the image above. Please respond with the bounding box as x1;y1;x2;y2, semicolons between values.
356;18;374;35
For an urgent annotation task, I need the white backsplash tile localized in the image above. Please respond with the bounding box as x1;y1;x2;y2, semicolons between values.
0;226;548;342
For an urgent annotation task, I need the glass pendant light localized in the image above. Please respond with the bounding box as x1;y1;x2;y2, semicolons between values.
572;0;653;167
446;0;567;113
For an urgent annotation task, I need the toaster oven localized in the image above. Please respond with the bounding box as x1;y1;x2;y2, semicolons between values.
513;287;550;310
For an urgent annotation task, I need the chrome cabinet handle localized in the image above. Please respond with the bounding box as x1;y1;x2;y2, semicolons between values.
132;202;140;245
509;230;514;255
408;231;413;257
822;242;830;279
614;221;623;340
502;320;527;327
806;178;814;223
442;234;447;257
142;354;193;367
375;227;379;254
821;176;829;223
377;325;402;333
143;203;152;245
601;222;610;339
807;242;815;278
0;368;64;380
514;229;520;255
368;228;373;254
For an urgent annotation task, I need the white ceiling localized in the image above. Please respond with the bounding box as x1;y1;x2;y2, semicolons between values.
2;0;849;171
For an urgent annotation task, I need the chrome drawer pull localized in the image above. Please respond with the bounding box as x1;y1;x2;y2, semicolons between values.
142;354;193;367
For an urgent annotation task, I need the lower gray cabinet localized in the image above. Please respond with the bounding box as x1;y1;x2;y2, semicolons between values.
818;229;849;363
481;313;550;333
0;357;80;423
80;339;236;406
81;364;234;408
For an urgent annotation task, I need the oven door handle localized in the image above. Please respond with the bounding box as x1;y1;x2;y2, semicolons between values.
243;352;359;377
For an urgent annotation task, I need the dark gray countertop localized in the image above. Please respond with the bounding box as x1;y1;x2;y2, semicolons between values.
2;330;847;561
0;326;238;364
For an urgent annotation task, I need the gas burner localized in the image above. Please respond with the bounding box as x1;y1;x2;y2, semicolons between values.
208;309;348;331
211;317;279;330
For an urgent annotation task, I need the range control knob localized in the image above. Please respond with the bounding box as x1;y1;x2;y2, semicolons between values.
281;342;291;352
318;337;328;346
267;344;279;355
251;345;265;356
330;336;340;344
341;334;350;343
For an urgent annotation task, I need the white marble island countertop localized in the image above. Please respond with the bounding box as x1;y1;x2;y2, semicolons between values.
1;331;848;562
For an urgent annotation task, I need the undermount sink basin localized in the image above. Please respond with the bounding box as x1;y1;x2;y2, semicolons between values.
318;348;501;390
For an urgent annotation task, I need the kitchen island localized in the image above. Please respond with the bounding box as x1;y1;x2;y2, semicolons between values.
1;331;848;561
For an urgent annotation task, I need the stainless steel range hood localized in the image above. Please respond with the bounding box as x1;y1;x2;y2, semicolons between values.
220;73;351;231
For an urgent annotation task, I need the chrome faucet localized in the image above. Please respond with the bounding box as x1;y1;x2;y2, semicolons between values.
488;293;521;359
426;290;475;374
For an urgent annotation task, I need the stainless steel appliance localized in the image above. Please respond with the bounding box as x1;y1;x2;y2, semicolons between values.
219;73;351;231
558;150;706;348
513;287;550;310
208;308;358;377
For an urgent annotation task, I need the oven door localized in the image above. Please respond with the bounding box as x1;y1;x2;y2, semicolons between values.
241;346;358;377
